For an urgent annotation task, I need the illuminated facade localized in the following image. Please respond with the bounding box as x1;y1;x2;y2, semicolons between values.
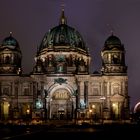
0;9;129;123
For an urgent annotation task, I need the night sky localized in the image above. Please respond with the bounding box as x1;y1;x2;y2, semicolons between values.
0;0;140;108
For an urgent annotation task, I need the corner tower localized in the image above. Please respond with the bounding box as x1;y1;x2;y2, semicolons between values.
101;34;127;75
0;33;22;75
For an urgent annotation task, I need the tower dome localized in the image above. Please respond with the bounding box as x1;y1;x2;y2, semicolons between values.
103;34;124;51
105;35;121;45
101;34;127;75
1;32;21;51
0;33;22;75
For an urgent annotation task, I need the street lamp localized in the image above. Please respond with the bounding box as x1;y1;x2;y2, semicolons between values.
26;109;30;114
26;108;30;125
92;105;96;122
100;96;106;124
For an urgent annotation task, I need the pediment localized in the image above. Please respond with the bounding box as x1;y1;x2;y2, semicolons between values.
110;94;124;102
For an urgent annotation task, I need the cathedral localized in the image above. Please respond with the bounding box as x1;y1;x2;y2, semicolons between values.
0;9;130;123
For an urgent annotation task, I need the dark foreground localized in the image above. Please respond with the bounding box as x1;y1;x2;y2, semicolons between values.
0;123;139;140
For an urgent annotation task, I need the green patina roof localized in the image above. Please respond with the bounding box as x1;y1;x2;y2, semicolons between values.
105;35;121;45
1;33;21;51
103;34;124;51
38;24;87;52
38;9;88;53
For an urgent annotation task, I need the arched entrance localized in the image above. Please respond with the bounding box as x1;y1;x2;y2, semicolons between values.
0;101;10;120
110;94;124;120
50;88;73;120
0;96;11;120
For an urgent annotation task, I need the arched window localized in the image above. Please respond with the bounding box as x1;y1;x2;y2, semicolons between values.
5;55;10;64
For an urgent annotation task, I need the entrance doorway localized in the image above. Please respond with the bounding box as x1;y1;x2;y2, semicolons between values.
58;110;65;120
49;89;73;120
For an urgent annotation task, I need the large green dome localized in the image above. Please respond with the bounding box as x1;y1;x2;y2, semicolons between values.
39;24;87;52
38;9;88;53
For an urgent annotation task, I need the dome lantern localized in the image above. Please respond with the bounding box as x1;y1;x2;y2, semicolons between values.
59;7;67;25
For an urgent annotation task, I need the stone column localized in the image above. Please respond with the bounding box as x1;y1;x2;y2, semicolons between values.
77;81;80;109
33;82;37;109
84;81;88;108
12;82;15;96
46;97;49;119
100;82;103;96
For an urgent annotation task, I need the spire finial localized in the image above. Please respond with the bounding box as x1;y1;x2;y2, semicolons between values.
10;31;12;37
60;2;67;24
61;2;65;11
107;24;114;36
61;0;65;10
111;30;114;36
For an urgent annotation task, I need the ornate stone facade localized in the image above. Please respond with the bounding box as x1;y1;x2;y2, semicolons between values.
0;9;129;123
